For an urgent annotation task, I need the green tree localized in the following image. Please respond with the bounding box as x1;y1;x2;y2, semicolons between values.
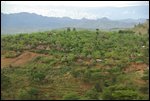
67;27;71;32
73;28;76;32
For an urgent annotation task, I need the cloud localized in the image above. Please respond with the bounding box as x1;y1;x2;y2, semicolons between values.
1;1;149;19
1;1;149;8
123;11;129;14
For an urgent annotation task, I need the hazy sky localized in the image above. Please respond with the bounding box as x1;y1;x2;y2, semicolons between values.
1;1;149;19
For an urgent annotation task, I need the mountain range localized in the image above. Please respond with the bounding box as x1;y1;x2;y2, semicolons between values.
1;12;146;34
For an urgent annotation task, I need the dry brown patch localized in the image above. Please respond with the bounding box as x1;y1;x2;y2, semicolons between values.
134;79;146;85
1;51;49;68
124;62;148;73
123;62;149;86
1;58;14;67
79;82;92;92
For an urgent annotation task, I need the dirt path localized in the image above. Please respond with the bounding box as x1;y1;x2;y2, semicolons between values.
1;51;48;68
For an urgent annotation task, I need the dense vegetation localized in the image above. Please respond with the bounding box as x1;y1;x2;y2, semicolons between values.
1;27;149;100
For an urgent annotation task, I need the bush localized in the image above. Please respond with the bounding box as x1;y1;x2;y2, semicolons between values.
84;88;99;100
71;69;84;78
32;56;42;62
18;89;30;100
139;86;149;94
18;87;39;100
30;69;46;82
1;74;11;90
4;51;21;58
91;72;103;81
41;57;54;64
67;53;76;62
102;84;141;100
71;70;79;78
67;27;71;32
92;51;100;59
94;81;103;92
141;70;149;81
111;90;139;100
28;87;39;95
83;70;91;82
59;66;72;74
63;92;80;100
140;70;149;94
118;30;134;34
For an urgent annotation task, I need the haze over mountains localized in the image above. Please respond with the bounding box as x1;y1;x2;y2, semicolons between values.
1;1;149;34
1;12;146;34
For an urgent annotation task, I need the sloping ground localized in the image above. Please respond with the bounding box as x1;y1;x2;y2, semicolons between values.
1;51;46;68
124;62;149;87
132;19;149;34
124;62;148;73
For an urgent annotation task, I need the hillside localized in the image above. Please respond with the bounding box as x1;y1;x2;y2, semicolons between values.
1;12;146;34
132;19;149;35
1;29;149;100
117;19;149;35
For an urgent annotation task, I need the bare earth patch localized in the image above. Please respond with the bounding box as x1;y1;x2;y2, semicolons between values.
1;51;47;68
123;62;149;86
124;62;148;73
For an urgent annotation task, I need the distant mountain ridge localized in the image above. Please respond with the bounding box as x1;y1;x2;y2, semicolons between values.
1;12;146;34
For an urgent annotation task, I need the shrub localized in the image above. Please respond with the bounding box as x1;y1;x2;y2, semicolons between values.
28;87;39;95
83;70;91;82
139;86;149;94
1;74;11;90
63;92;80;100
71;70;79;78
32;56;42;62
71;69;84;78
94;81;103;92
18;87;40;100
41;57;54;64
67;27;71;32
4;51;21;58
102;84;141;100
18;89;30;100
141;70;149;81
67;53;76;62
59;66;72;74
73;28;76;32
30;69;46;82
91;72;103;81
111;90;139;100
84;88;99;100
92;51;100;59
